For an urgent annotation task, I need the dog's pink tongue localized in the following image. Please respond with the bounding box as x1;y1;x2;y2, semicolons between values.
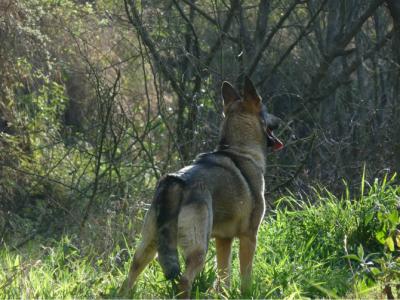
273;138;284;151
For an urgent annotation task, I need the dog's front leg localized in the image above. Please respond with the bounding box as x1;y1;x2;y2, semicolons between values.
239;234;257;295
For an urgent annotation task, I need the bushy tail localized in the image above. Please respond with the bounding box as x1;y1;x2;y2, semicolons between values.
154;176;183;281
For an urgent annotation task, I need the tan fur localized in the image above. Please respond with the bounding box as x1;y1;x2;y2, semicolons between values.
215;237;233;289
119;77;283;298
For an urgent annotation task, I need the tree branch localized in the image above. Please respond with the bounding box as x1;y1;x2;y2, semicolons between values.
247;0;302;76
289;28;392;117
124;0;187;102
254;0;271;47
312;29;393;103
204;0;239;66
305;0;385;100
79;69;121;232
257;0;328;87
180;0;238;43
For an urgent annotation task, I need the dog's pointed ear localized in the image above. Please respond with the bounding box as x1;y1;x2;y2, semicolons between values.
221;81;240;109
244;76;261;103
243;76;262;112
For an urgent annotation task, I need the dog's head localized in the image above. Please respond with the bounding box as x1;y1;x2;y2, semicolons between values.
220;76;283;151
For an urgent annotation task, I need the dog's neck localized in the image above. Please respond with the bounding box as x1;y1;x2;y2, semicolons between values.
217;143;266;174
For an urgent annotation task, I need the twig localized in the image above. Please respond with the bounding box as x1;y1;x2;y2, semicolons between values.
124;0;187;103
257;0;328;86
79;69;121;232
204;0;238;66
0;162;85;196
305;0;386;100
268;133;316;193
291;28;392;116
247;0;302;76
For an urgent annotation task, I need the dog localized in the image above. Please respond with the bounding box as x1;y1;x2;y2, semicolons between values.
119;76;283;298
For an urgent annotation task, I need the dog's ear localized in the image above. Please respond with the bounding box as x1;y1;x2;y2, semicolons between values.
243;76;262;112
221;81;240;109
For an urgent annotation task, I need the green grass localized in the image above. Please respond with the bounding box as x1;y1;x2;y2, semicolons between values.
1;175;399;298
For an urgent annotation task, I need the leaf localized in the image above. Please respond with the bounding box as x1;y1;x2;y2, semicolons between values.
364;211;374;225
361;165;366;197
357;244;364;259
377;211;384;222
387;210;399;225
375;231;386;244
343;254;361;262
370;267;381;276
385;237;395;252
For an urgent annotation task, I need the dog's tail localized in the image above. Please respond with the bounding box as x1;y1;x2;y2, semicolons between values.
154;176;183;281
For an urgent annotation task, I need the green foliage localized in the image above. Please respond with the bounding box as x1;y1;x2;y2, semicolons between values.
253;174;399;298
1;0;400;297
1;177;398;298
1;0;172;243
0;237;99;298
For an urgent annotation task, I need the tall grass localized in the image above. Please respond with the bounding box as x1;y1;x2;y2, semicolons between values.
1;175;399;298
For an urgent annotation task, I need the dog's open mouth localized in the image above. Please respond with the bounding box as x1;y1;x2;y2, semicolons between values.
267;128;284;151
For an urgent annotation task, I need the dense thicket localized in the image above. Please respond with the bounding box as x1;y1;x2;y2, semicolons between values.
0;0;399;246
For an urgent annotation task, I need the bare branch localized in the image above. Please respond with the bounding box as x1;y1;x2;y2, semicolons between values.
255;0;271;47
257;0;328;87
313;29;393;102
204;0;239;66
247;0;302;76
306;0;386;100
180;0;238;43
124;0;187;103
80;69;121;232
180;0;218;26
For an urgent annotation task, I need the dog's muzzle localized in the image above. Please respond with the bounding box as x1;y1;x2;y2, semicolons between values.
266;128;284;151
260;107;284;151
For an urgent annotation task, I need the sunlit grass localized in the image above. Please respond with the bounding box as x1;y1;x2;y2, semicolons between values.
1;175;399;298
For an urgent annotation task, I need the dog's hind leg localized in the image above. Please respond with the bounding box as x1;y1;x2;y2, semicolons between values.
178;247;207;299
119;207;157;297
215;237;233;290
239;234;257;295
177;187;212;298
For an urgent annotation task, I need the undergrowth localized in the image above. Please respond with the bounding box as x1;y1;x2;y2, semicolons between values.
1;175;399;298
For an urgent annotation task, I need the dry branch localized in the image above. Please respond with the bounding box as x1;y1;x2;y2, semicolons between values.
247;0;302;76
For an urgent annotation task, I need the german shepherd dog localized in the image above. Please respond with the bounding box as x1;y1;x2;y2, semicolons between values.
120;77;283;298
